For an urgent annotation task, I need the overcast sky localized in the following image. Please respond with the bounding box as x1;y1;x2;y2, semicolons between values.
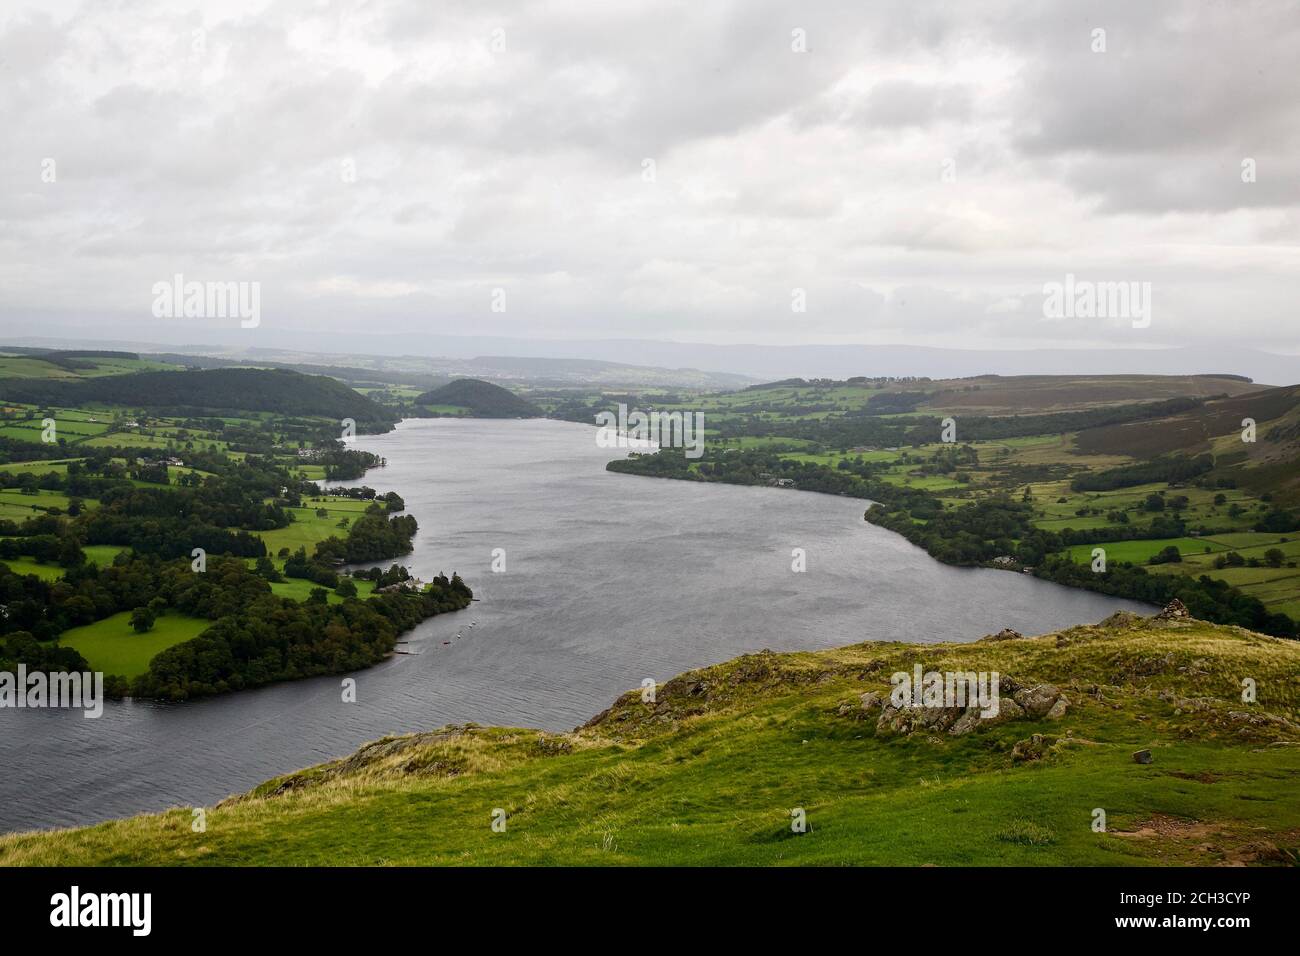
2;0;1298;356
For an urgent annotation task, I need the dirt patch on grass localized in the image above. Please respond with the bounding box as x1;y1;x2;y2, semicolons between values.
1162;769;1233;784
1112;813;1217;841
1112;815;1299;866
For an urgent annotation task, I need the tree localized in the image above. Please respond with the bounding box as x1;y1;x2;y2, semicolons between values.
130;606;156;633
1265;548;1285;568
335;578;358;599
1148;545;1182;565
254;555;283;582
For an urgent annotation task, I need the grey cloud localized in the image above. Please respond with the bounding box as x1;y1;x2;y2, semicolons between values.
854;80;972;129
0;0;1295;355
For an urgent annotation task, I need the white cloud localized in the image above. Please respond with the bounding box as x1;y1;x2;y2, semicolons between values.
0;0;1296;354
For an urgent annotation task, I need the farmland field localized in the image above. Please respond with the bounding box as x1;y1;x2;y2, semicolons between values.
58;611;212;678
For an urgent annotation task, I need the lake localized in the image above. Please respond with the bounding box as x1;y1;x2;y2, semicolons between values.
0;418;1148;833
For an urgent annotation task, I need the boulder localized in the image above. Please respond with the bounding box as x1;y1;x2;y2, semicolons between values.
1133;749;1153;764
1011;734;1055;762
1013;684;1064;719
948;697;1024;735
980;627;1024;642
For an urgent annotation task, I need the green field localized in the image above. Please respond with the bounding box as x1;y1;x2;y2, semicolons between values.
0;556;64;581
1064;537;1228;564
269;577;376;603
0;459;80;476
1061;531;1300;619
58;611;212;678
0;488;83;520
256;498;380;556
83;544;126;566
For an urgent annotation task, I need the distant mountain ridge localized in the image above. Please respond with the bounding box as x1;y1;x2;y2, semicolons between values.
9;334;1298;387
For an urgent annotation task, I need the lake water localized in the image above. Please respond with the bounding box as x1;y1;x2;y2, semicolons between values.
0;418;1148;833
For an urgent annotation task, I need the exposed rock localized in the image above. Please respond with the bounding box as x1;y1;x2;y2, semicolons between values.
1011;734;1055;762
1157;690;1219;712
980;627;1024;642
998;674;1025;695
1099;610;1143;629
948;707;981;736
1154;599;1192;621
994;697;1026;723
874;704;921;737
1227;710;1300;733
1046;698;1069;719
1013;684;1064;719
949;697;1024;735
1133;749;1153;764
859;691;884;712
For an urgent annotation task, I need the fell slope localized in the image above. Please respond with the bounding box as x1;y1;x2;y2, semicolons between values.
4;607;1298;866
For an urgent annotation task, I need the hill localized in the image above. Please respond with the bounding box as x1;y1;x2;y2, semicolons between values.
414;378;541;418
1075;384;1300;503
0;368;394;428
0;348;176;380
4;605;1298;866
912;374;1263;415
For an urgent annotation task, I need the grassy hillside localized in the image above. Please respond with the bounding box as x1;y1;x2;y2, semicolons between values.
5;605;1298;866
0;368;394;428
414;378;542;418
0;349;178;380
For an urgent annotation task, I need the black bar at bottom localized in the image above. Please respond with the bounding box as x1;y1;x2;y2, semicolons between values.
0;865;1285;941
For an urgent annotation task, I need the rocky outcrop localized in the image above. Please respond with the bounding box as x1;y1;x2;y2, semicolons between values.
1013;683;1066;719
979;627;1024;642
1098;610;1144;629
862;682;1063;739
1011;734;1055;762
1154;599;1192;621
950;697;1024;735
